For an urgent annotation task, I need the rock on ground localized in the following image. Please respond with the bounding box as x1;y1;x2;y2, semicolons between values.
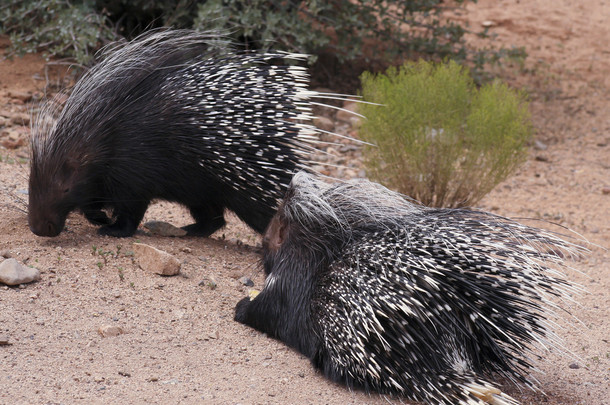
0;258;40;285
132;243;181;276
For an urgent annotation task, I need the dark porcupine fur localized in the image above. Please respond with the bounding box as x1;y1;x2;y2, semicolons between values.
29;30;340;237
235;171;585;405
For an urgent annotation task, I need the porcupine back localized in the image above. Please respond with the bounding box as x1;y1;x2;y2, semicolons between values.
28;30;340;237
235;172;585;405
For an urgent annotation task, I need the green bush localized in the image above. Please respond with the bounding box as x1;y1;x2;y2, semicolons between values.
195;0;526;76
359;60;532;208
0;0;115;65
1;0;524;78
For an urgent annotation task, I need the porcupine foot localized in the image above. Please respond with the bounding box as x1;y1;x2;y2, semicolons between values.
234;297;250;323
234;296;254;324
182;204;226;237
98;202;148;237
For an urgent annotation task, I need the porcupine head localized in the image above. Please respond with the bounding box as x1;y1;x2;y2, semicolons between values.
28;116;109;237
26;43;167;238
26;30;211;238
235;172;343;357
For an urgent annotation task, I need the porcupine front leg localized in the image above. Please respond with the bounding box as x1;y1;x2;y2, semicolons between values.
235;271;319;358
98;200;149;237
81;203;112;225
182;203;226;237
234;292;281;338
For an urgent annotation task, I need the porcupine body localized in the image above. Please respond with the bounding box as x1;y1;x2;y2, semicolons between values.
28;30;331;237
235;172;583;405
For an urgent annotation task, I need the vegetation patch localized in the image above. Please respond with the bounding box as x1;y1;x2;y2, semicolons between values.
359;60;532;207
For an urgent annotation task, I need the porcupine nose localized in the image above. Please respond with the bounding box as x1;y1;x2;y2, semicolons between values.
45;221;58;236
29;219;60;237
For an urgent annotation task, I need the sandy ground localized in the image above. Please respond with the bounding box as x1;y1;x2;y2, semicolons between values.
0;0;608;404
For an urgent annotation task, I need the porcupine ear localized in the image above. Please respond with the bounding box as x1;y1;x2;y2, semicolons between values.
263;178;299;252
263;215;287;252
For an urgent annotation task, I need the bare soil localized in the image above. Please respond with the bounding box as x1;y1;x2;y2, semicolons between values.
0;0;608;404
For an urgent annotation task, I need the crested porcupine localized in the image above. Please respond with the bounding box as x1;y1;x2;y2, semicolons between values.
29;30;349;237
235;172;584;405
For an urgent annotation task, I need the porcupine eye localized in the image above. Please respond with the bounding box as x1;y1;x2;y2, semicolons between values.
58;158;79;196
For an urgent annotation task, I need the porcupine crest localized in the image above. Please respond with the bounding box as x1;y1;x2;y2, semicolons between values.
29;30;352;237
236;172;585;405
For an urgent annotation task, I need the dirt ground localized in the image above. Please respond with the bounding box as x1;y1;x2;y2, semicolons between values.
0;0;608;404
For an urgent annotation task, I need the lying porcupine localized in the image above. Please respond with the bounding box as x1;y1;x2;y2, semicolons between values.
235;172;584;405
29;30;348;237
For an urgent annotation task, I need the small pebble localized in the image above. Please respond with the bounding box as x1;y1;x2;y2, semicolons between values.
313;116;335;132
336;101;360;125
0;336;11;345
199;275;217;289
10;112;30;126
568;362;580;369
8;90;33;103
0;128;26;149
533;140;548;150
98;325;124;337
239;276;254;287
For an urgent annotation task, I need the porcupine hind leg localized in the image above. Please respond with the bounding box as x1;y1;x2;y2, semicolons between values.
98;200;149;237
182;203;226;237
231;203;274;235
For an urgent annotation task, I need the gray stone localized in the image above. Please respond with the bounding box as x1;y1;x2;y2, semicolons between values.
133;243;181;276
239;276;254;287
143;220;187;237
0;259;40;286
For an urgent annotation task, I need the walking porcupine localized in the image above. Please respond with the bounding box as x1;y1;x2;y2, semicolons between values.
235;171;584;405
29;29;349;237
